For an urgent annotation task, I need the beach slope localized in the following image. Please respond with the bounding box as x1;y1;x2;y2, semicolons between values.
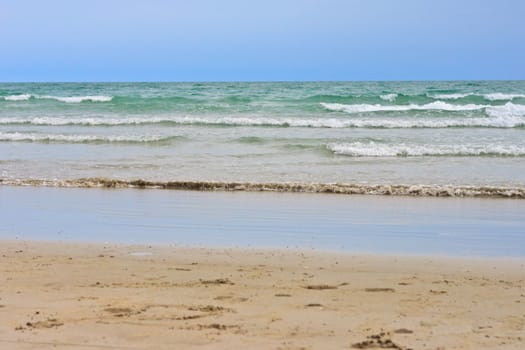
0;240;524;349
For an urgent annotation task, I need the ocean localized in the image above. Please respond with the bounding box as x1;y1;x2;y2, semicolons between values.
1;81;525;197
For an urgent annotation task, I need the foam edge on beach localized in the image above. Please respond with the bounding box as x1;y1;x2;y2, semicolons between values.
1;178;524;198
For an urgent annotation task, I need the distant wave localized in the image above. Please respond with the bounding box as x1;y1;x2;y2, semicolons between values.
3;94;32;101
1;94;113;103
3;92;523;105
0;116;298;127
1;114;524;128
321;101;525;119
321;101;488;113
430;93;525;101
302;92;525;102
302;92;525;103
1;177;524;198
429;93;474;99
379;94;398;102
0;132;178;144
483;93;525;101
485;102;525;118
2;91;524;104
327;142;525;157
40;95;113;103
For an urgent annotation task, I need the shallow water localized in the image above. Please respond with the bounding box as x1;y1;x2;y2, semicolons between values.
1;81;525;189
1;186;524;257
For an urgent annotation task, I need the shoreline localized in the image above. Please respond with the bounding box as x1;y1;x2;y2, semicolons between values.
4;237;525;263
1;240;524;349
2;178;525;198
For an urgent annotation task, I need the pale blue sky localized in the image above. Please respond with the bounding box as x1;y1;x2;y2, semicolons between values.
1;0;524;81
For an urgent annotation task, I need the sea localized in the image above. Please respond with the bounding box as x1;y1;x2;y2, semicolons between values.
1;81;525;196
2;81;525;255
0;81;525;196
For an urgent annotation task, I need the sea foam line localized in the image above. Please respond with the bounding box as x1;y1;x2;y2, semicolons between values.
429;93;525;101
1;178;524;198
327;142;525;157
321;101;488;113
3;94;32;101
1;95;113;103
321;101;525;120
483;93;525;101
429;93;473;99
379;93;397;102
40;95;113;103
0;132;177;143
0;114;524;128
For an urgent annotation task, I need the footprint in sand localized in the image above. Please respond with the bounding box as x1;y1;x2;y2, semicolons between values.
17;319;64;330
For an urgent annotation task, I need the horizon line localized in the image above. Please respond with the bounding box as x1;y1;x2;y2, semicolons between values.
2;79;525;84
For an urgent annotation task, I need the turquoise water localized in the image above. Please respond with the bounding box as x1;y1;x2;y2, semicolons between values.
1;81;525;189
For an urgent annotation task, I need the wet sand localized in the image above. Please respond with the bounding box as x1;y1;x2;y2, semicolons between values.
0;240;524;349
2;186;525;256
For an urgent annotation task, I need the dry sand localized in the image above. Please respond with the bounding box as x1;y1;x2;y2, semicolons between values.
0;240;524;349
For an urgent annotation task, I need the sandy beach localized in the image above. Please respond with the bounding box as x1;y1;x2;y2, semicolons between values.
0;240;523;349
3;2;525;350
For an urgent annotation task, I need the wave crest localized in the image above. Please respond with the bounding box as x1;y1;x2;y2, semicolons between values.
321;101;488;113
327;142;525;157
39;95;113;103
484;93;525;101
0;132;178;144
429;93;473;99
379;94;397;102
1;94;113;103
3;94;32;101
486;102;525;118
0;114;524;128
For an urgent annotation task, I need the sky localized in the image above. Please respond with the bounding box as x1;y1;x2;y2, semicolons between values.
1;0;524;81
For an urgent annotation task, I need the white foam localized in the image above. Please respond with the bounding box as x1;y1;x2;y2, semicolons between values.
0;113;524;129
327;142;525;157
430;93;473;99
320;101;488;113
3;94;31;101
0;132;173;143
486;102;525;118
38;95;113;103
2;178;523;198
0;116;328;127
2;94;113;102
484;93;525;101
0;116;164;126
430;93;525;101
380;93;397;102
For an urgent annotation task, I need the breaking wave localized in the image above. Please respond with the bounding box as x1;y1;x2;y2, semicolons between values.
0;114;524;128
1;94;113;103
429;93;473;99
430;93;525;101
484;93;525;101
3;94;32;101
0;132;178;144
327;142;525;157
379;94;398;102
321;101;488;113
320;102;525;122
40;95;113;103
